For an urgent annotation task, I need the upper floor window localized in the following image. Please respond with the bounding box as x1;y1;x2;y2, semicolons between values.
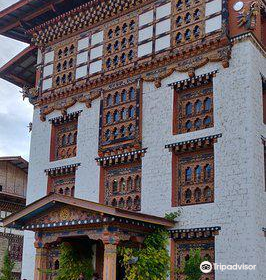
170;139;216;207
76;30;103;79
42;51;54;91
103;161;142;211
138;2;171;58
50;112;81;161
173;77;214;135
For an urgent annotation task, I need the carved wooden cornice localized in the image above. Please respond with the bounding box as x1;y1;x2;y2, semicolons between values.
168;70;218;89
45;163;81;176
96;148;147;166
170;226;221;240
49;110;82;124
40;91;101;121
165;134;222;153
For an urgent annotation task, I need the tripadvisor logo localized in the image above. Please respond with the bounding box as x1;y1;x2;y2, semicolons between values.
200;261;213;273
200;261;257;273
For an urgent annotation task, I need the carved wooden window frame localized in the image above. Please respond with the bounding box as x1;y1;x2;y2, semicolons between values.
100;161;142;211
172;146;215;207
99;81;141;152
173;237;215;280
173;80;214;135
103;14;138;72
50;112;81;162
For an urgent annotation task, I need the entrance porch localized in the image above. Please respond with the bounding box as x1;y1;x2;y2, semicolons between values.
3;194;174;280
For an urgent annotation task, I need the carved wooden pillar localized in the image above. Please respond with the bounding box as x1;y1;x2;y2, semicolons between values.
34;247;48;280
34;233;48;280
102;234;119;280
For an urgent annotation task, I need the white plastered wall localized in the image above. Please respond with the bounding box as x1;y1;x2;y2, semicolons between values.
141;40;266;280
21;98;100;280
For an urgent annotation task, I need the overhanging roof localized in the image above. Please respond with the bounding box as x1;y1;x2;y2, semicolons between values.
0;156;28;173
0;45;37;88
3;194;175;229
0;0;93;43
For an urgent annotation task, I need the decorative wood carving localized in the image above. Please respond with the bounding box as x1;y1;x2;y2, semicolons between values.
173;80;214;135
103;161;142;211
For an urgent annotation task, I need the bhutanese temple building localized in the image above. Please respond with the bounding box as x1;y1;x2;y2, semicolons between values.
0;0;265;279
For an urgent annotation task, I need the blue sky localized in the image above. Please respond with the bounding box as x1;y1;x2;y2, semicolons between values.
0;0;33;160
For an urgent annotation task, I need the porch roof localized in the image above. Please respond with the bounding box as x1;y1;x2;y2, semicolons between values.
3;193;174;230
0;45;37;88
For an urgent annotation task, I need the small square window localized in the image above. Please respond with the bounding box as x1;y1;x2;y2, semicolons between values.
89;60;102;74
91;31;104;46
42;78;53;91
76;51;88;65
44;51;54;64
76;65;88;79
139;10;154;27
78;37;89;51
90;45;103;60
138;41;153;57
205;0;222;17
138;26;153;42
43;64;53;77
156;2;171;20
155;19;171;36
155;35;170;52
205;15;222;33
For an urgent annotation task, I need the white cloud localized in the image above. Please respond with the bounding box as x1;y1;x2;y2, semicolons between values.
0;0;34;160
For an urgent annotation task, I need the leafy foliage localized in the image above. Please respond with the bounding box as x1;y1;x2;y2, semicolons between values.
40;242;94;280
56;242;94;280
164;211;181;222
0;250;15;280
118;229;170;280
179;249;205;280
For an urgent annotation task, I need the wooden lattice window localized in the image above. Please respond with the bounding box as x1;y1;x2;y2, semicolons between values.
103;14;138;71
174;237;215;280
99;82;140;151
53;41;76;88
173;80;214;134
50;113;80;161
47;173;75;197
173;147;214;206
102;161;141;211
9;236;23;262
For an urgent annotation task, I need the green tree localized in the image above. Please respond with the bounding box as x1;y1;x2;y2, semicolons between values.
119;229;170;280
0;250;15;280
182;249;204;280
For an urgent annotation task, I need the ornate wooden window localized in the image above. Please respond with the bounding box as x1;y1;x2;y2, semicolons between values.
173;73;215;135
102;161;142;211
9;236;23;262
167;135;221;207
171;227;220;280
172;0;223;48
50;112;81;161
137;2;171;58
46;164;79;196
53;42;76;88
103;14;138;72
99;81;140;152
75;30;103;79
